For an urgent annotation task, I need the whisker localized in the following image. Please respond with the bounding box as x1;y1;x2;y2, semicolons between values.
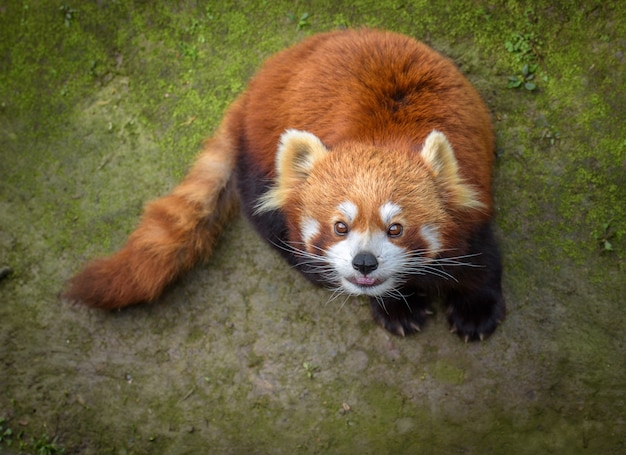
390;249;485;283
337;294;352;312
326;287;347;304
375;295;389;315
422;267;459;282
435;253;483;268
383;287;411;311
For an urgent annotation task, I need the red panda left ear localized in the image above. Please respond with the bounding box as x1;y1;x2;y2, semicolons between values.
256;129;329;213
420;130;486;211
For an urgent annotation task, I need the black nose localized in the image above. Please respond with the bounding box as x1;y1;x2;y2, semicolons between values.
352;252;378;275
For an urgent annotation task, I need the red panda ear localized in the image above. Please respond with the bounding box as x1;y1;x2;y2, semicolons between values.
420;130;486;211
256;129;329;213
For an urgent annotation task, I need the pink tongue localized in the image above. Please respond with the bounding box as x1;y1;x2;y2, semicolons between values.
356;277;377;286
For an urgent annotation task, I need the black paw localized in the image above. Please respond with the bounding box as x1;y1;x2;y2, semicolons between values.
369;294;433;337
446;289;505;342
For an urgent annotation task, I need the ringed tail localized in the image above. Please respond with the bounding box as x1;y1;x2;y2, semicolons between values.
63;118;239;309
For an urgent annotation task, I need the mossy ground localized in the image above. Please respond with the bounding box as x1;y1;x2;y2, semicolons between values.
1;1;624;454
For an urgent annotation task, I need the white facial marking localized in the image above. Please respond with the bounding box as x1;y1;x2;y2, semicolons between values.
337;201;358;223
420;224;442;253
300;216;320;244
379;201;402;225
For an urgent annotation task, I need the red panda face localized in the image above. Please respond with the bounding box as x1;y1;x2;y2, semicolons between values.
296;144;451;297
256;129;486;297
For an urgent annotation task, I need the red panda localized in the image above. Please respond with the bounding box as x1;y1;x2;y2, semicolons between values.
64;29;505;341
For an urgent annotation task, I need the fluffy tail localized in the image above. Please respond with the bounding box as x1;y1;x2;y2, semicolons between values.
63;122;239;309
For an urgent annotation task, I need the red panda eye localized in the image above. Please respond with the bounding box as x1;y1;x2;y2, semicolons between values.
387;223;403;237
334;221;349;236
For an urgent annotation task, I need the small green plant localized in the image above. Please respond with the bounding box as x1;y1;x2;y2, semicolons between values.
507;63;538;91
0;417;14;446
504;25;544;93
302;361;319;379
594;220;615;252
288;12;310;31
32;434;65;455
541;125;561;145
505;31;541;63
179;42;199;61
1;418;65;455
59;5;77;27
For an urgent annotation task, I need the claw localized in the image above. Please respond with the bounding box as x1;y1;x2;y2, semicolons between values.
464;335;469;343
479;333;485;341
396;325;406;337
424;309;434;315
449;324;458;334
410;322;421;333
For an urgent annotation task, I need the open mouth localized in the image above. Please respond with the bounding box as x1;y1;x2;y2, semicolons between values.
341;275;394;297
346;276;382;288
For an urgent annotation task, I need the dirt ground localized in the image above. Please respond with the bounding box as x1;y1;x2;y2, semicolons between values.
1;1;625;454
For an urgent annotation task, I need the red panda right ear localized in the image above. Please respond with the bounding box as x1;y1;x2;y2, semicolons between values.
256;129;329;213
420;130;486;211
